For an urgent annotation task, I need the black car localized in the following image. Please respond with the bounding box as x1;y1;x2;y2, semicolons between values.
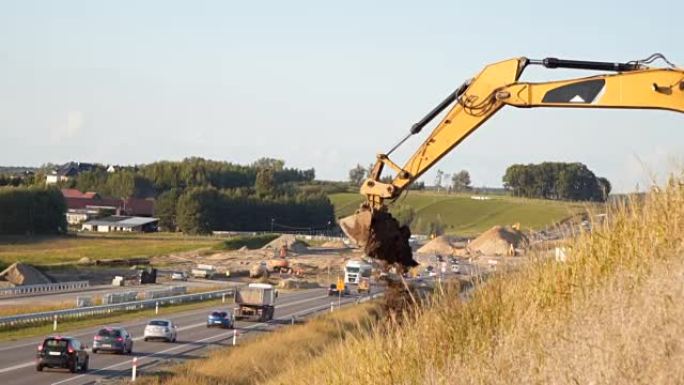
92;327;133;354
327;284;350;296
36;336;89;373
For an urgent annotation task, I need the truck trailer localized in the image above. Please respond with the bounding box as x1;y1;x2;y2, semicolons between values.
234;283;277;322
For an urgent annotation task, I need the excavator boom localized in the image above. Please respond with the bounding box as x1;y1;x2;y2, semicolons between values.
341;54;684;267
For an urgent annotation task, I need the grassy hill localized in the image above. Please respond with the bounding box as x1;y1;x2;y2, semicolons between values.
329;192;589;236
273;178;684;385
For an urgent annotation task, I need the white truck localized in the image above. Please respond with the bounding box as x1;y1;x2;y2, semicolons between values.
344;260;372;285
234;283;277;322
191;264;216;279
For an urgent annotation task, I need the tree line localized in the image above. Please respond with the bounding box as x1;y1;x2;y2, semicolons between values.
66;157;331;234
503;162;611;201
0;186;66;235
168;187;335;234
71;157;316;198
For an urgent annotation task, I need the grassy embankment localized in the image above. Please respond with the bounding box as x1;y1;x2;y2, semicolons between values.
135;302;381;385
0;283;230;318
281;181;684;384
0;233;222;268
330;191;588;236
213;234;279;251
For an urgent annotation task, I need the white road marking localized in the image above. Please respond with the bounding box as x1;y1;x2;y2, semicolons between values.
0;361;35;374
0;293;328;375
48;297;345;385
0;290;324;353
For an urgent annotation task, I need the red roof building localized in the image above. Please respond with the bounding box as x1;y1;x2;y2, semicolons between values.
61;189;99;199
61;189;155;217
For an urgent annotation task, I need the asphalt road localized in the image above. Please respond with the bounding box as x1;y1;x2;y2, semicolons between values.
0;287;362;385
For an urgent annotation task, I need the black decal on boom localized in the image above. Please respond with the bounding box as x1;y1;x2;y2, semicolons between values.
542;79;605;103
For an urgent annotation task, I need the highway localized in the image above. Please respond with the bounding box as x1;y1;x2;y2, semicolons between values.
0;279;236;308
0;287;361;385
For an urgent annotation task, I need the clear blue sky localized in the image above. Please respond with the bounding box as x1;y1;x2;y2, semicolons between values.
1;0;682;192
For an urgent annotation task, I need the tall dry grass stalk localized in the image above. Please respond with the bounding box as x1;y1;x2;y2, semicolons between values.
268;179;684;385
135;303;380;385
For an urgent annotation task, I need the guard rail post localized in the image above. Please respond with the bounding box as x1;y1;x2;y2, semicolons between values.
131;357;138;381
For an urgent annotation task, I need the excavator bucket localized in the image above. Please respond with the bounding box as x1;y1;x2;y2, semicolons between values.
339;209;373;247
340;207;418;268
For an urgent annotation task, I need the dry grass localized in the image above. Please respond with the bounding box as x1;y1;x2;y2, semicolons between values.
269;179;684;385
136;302;381;385
0;301;73;317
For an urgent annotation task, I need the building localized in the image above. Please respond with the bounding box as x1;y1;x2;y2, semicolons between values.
82;216;159;233
61;189;155;225
46;162;95;185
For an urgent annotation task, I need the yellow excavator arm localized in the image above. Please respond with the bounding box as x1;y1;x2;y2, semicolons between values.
341;54;684;267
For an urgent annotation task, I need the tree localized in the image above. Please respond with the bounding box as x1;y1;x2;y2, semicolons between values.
502;162;610;202
0;186;66;235
434;170;445;192
348;164;367;186
176;188;218;235
254;168;275;197
597;177;612;201
156;189;181;231
251;157;285;171
451;170;471;192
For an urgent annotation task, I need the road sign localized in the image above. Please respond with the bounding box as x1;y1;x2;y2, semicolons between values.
336;278;345;291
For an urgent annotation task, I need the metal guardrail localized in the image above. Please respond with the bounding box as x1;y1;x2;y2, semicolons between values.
0;281;90;297
0;288;235;329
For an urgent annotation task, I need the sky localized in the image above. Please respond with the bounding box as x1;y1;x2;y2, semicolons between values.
0;0;682;192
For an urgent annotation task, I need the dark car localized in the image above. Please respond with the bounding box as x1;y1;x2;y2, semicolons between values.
327;284;349;296
207;310;234;329
92;327;133;354
36;336;89;373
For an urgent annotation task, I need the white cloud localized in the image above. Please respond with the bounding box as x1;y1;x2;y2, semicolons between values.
66;111;83;137
50;110;84;144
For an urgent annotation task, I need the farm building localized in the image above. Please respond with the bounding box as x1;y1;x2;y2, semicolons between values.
82;216;159;233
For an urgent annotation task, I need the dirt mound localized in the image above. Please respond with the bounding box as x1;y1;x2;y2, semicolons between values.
262;235;309;253
249;263;269;278
322;240;347;248
0;262;54;286
468;225;528;256
417;235;455;255
365;211;417;268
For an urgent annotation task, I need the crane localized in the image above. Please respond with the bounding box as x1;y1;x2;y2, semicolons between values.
339;54;684;268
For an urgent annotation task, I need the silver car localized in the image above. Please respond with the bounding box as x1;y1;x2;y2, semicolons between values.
143;319;177;342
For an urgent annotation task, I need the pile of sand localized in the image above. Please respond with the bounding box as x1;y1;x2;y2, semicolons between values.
0;262;54;286
416;235;455;255
468;225;528;256
262;234;309;253
321;240;347;248
278;278;319;289
249;263;269;278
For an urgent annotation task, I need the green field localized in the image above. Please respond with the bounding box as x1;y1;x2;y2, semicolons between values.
329;192;589;236
0;233;222;267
